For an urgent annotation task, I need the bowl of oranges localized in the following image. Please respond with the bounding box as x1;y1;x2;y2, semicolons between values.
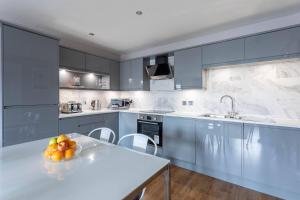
43;134;82;162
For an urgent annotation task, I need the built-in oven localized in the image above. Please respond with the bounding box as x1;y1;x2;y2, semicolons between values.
137;114;163;147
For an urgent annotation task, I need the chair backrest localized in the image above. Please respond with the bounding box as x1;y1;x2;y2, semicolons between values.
88;127;116;144
118;133;158;156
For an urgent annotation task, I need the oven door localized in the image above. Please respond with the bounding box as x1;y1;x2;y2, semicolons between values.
137;120;162;147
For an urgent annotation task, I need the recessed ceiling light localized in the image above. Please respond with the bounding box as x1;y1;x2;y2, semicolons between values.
136;10;143;15
88;32;95;36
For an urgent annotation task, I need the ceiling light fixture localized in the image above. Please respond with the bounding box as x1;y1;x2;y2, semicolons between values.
88;32;95;36
136;10;143;15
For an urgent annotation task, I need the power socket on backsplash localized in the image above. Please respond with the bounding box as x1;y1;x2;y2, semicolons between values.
182;100;194;106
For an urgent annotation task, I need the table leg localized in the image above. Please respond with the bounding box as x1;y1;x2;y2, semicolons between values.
163;165;170;200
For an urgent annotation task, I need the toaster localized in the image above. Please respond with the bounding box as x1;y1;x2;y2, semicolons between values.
61;101;82;113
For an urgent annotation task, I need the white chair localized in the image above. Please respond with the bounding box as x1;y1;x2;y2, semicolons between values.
118;133;158;200
88;127;116;144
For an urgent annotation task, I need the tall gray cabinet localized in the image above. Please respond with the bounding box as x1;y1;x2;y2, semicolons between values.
2;24;59;146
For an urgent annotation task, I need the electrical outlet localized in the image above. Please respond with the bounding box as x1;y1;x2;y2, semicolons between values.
188;101;193;106
182;101;187;106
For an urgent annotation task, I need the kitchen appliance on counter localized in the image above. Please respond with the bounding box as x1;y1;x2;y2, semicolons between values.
60;101;82;113
111;99;133;110
91;100;101;110
137;113;163;147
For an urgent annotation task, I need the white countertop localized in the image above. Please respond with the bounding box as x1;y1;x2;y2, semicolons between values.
0;133;170;200
59;109;300;129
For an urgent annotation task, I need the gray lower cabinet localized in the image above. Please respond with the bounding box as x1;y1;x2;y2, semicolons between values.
85;54;109;74
202;38;245;67
243;124;300;199
109;60;120;90
245;26;300;61
196;120;242;177
3;105;59;146
59;113;119;143
59;46;85;70
174;47;202;89
3;25;59;106
118;112;138;139
163;116;196;163
120;58;149;91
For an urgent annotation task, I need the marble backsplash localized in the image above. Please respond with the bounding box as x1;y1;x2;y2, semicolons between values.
60;59;300;120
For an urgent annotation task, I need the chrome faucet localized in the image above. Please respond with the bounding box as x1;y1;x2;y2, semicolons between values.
220;95;238;118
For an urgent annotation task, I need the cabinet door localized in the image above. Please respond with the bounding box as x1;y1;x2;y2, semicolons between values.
196;120;242;177
163;117;196;163
109;60;120;90
119;112;138;138
131;58;144;90
78;115;105;135
245;26;300;61
59;47;85;70
203;38;245;67
59;117;80;134
3;105;58;146
3;25;59;106
103;113;119;143
85;54;109;74
120;60;132;91
243;124;300;197
174;47;202;89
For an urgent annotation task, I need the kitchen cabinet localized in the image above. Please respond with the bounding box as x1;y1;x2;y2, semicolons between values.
243;124;300;198
174;46;202;89
109;60;120;90
202;38;245;67
85;54;109;74
3;105;59;146
163;116;196;163
3;25;59;106
59;46;85;70
119;112;138;138
120;58;149;91
59;113;119;143
245;26;300;61
196;120;242;177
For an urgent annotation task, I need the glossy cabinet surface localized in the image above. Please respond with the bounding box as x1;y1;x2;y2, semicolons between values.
3;25;59;106
120;58;148;91
85;54;109;74
118;112;138;138
245;26;300;61
196;120;242;177
243;124;300;197
163;116;196;163
109;60;120;90
202;38;245;67
3;105;59;146
174;47;202;89
59;117;80;134
59;47;85;70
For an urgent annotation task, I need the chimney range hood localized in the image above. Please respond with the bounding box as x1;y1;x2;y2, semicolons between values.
145;54;174;80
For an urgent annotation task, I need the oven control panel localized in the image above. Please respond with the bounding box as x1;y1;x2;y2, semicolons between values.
138;114;163;122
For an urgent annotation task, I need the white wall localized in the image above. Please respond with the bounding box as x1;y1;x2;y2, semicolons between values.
121;11;300;60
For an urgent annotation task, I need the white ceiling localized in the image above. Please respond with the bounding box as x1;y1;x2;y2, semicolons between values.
1;0;300;59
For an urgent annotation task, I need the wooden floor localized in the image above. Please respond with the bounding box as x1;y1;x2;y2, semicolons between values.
144;165;281;200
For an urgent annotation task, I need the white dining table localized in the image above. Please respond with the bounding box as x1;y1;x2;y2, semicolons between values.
0;133;170;200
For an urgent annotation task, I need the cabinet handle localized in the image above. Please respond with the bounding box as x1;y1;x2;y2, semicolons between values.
208;123;214;126
217;124;221;127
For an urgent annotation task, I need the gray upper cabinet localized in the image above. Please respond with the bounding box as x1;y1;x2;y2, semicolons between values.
3;25;59;106
59;47;85;70
109;60;120;90
120;58;149;91
163;116;196;163
196;120;242;177
202;38;245;67
243;124;300;199
85;54;109;74
245;26;300;61
3;105;58;146
174;46;202;89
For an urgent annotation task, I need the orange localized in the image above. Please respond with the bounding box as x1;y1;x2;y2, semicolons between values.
64;149;75;160
51;151;64;162
68;140;77;150
43;149;52;159
47;143;58;152
57;134;69;143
